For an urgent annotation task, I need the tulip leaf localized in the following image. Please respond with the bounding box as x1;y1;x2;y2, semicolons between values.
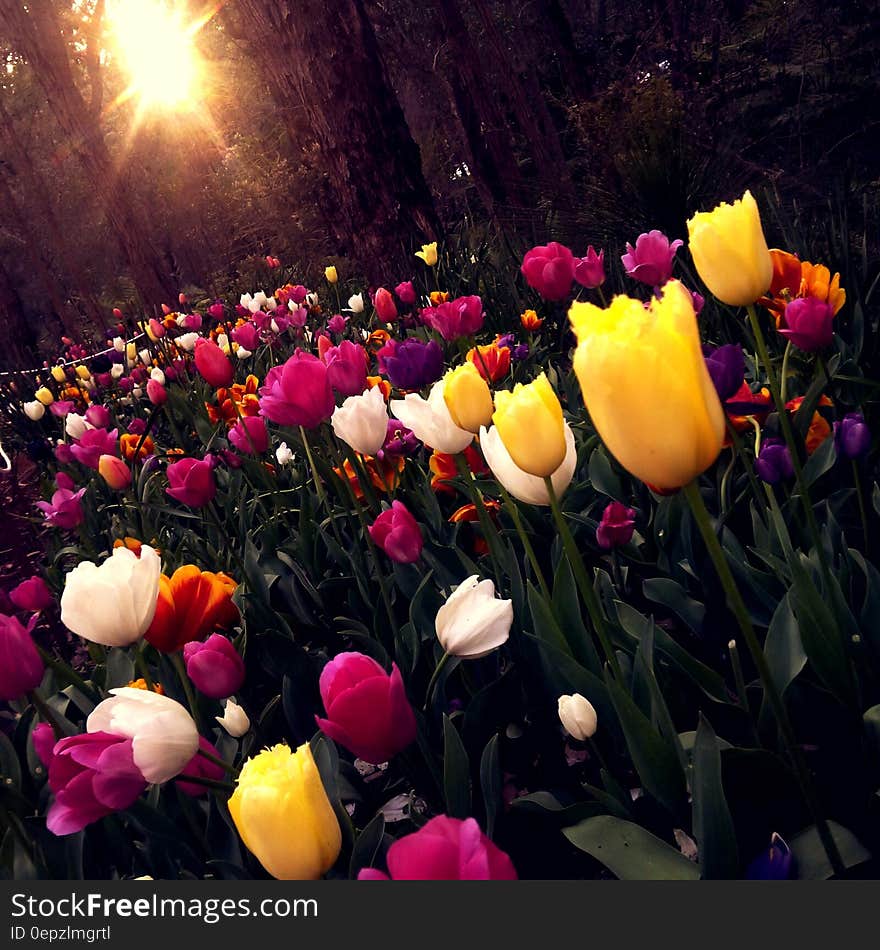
105;647;136;689
692;714;739;879
642;578;706;635
862;705;880;760
759;594;806;731
0;731;22;793
588;446;623;501
349;812;386;879
563;815;699;880
552;558;602;675
527;580;572;658
479;734;501;839
443;714;471;820
604;668;687;818
789;821;871;879
801;435;837;487
511;791;607;824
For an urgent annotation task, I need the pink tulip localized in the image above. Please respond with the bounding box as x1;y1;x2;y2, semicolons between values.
258;350;335;428
70;428;118;470
85;405;111;428
231;322;261;351
183;634;245;699
374;287;398;322
176;736;226;796
574;246;605;289
395;281;417;305
421;295;484;341
9;576;53;612
149;318;166;339
325;340;369;396
368;502;423;563
98;454;132;491
166;456;216;508
521;242;576;301
778;297;834;352
315;652;417;764
146;379;167;406
621;230;682;287
36;487;86;529
0;613;44;700
229;415;269;455
194;339;234;388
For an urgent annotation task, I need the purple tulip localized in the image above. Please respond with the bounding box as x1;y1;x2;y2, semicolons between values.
596;501;636;550
183;634;245;699
0;613;44;700
778;297;834;352
379;419;419;458
377;338;444;390
36;487;86;529
703;344;745;402
746;833;793;880
621;230;683;287
755;439;794;484
834;412;870;460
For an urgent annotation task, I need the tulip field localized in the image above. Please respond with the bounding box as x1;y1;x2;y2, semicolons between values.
2;192;879;881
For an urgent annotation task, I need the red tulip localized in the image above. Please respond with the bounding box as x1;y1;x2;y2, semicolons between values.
194;339;234;388
374;287;398;322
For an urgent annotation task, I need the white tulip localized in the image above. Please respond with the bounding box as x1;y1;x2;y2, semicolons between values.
347;293;365;314
176;314;188;327
390;379;473;455
265;296;278;311
270;319;281;334
87;688;199;784
113;337;125;353
435;575;513;658
138;349;151;366
110;364;125;380
479;421;577;506
176;332;200;352
60;545;161;647
131;387;143;399
150;367;166;385
557;693;598;740
23;400;45;421
275;442;294;466
240;291;268;314
331;387;388;456
216;698;250;737
306;293;319;308
237;347;253;360
64;414;90;440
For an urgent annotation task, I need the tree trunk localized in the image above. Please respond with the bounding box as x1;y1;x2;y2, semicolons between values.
232;0;439;284
0;255;38;371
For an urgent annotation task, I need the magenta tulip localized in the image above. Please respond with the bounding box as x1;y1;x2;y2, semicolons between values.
0;613;44;700
175;736;226;796
36;487;86;530
374;287;398;322
621;230;682;287
521;242;576;301
368;502;423;563
358;815;518;880
258;350;335;428
596;501;636;550
70;428;118;470
778;297;834;352
315;652;417;765
166;456;216;508
194;339;234;388
183;634;245;699
574;246;606;289
84;405;111;428
421;295;484;341
146;379;167;406
229;415;269;455
395;281;417;305
325;340;369;397
9;576;53;612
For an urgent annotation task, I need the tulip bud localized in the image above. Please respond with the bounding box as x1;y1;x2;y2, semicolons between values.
374;288;398;322
184;634;245;699
9;576;53;612
834;412;870;460
492;373;566;478
216;698;250;737
194;339;234;388
0;613;44;700
435;576;513;658
98;454;132;490
557;693;598;740
23;400;45;421
443;362;494;434
34;386;54;406
51;365;67;383
325;265;338;284
275;442;294;466
596;501;636;550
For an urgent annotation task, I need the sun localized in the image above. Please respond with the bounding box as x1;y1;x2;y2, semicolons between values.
108;0;204;110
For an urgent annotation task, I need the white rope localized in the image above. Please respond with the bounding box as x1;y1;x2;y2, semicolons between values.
0;434;11;472
0;333;148;380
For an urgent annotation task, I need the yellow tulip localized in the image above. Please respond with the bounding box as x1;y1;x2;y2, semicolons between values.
415;241;438;267
75;365;91;381
492;372;566;478
443;362;494;434
51;365;67;383
569;280;725;492
34;386;54;406
687;190;773;306
228;743;341;880
325;265;338;285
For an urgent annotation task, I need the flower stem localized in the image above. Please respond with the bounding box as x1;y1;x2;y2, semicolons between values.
496;484;551;601
197;746;239;777
177;773;236;793
171;651;202;732
423;651;452;712
135;640;156;693
682;478;845;876
27;690;65;740
454;451;505;587
34;645;102;704
852;459;869;558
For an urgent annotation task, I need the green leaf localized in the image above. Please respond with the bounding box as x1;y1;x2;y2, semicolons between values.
512;791;606;824
642;578;705;635
760;594;806;730
349;812;386;879
692;715;739;879
789;821;871;879
443;714;471;820
563;815;699;880
479;734;501;839
588;446;623;500
553;557;601;674
801;434;837;487
862;705;880;760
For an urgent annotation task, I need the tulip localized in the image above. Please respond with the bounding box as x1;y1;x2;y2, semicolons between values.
166;456;217;508
377;338;444;390
183;634;245;699
194;338;234;388
374;287;398;322
325;340;369;396
492;372;566;479
358;815;517;880
368;501;423;563
327;314;347;335
622;230;683;287
60;546;161;647
467;343;510;383
259;350;335;429
703;344;745;402
36;487;86;530
575;246;606;289
596;501;636;550
347;293;365;314
331;386;388;456
176;736;226;796
687;190;773;306
443;362;494;434
315;652;417;764
834;412;870;460
479;420;576;506
435;576;513;658
390;379;474;454
519;309;544;332
325;265;338;284
232;322;261;352
755;439;793;485
421;295;484;341
746;833;793;880
23;400;45;421
395;280;416;305
557;693;598;740
228;742;342;880
70;427;119;470
0;613;44;700
275;442;294;466
380;419;419;458
569;281;725;492
146;379;167;406
521;242;576;301
229;415;269;455
34;386;54;406
778;296;834;351
145;564;239;653
86;687;199;784
9;576;53;612
216;698;250;737
415;242;438;266
31;722;56;767
98;454;132;491
85;405;111;428
51;365;68;383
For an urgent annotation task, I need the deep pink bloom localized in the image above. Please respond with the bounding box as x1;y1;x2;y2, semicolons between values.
231;322;261;351
166;456;217;508
315;652;417;765
180;312;203;332
55;472;75;491
70;428;118;470
596;501;636;550
327;314;348;335
194;339;234;388
778;297;834;352
54;442;74;465
149;318;166;339
32;722;56;767
358;815;517;880
374;288;398;322
208;302;225;321
146;379;167;406
521;243;576;301
36;488;86;529
130;367;147;385
324;340;368;396
46;732;148;835
259;350;335;428
289;285;309;305
128;418;147;435
0;613;43;700
176;736;226;797
395;281;417;305
368;502;423;563
183;634;245;699
9;576;53;612
229;415;269;455
574;246;606;289
85;405;111;428
621;230;682;286
50;401;74;418
421;295;484;340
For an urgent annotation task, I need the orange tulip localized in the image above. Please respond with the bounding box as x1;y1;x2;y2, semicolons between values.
467;343;511;383
144;565;239;653
520;309;544;332
120;433;155;461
